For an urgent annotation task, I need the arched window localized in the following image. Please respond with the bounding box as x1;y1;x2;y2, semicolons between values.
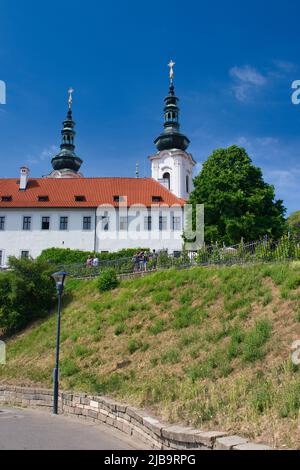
163;172;171;190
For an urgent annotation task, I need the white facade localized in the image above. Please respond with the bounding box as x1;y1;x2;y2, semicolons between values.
0;206;184;266
149;149;196;200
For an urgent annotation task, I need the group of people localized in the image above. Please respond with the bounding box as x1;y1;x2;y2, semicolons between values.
85;250;158;273
132;250;157;273
86;255;99;268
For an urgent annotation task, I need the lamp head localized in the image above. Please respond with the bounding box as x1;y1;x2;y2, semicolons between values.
52;271;68;292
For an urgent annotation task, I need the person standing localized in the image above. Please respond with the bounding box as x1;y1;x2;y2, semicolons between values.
151;250;158;270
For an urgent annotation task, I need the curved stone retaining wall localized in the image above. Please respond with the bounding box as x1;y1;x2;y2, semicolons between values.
0;386;271;450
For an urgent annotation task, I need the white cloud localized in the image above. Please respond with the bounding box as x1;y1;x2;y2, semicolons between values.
26;145;58;165
265;169;300;190
273;60;297;73
230;65;267;86
229;65;267;102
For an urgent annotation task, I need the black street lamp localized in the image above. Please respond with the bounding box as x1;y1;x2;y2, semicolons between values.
51;271;67;415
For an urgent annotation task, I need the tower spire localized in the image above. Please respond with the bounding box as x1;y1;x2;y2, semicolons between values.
168;60;175;83
154;61;190;152
68;87;74;111
51;88;83;175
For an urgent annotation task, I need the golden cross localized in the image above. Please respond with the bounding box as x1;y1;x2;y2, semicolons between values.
68;87;74;109
168;60;176;82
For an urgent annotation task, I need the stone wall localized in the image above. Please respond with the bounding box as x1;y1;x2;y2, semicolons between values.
0;386;271;450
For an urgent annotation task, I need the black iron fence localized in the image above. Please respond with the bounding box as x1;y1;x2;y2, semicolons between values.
55;236;300;279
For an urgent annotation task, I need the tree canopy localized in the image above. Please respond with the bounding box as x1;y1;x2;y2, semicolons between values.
189;145;286;245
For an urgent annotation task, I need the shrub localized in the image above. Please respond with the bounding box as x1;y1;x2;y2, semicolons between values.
0;257;56;335
38;247;149;265
97;269;119;292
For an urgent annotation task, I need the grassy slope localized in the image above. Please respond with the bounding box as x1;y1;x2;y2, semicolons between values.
1;263;300;449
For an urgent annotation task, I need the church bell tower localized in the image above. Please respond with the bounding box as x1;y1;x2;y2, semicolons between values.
46;88;83;179
149;61;196;199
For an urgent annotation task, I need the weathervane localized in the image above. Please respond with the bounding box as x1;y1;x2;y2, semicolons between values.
68;87;74;110
168;60;176;83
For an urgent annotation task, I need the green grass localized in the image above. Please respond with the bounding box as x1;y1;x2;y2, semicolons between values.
1;262;300;449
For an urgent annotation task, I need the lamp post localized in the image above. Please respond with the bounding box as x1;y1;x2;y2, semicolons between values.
51;271;67;415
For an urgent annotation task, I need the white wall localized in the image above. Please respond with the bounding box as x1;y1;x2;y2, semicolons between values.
0;208;96;264
0;206;184;265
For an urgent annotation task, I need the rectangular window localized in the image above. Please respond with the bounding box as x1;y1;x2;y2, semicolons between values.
159;216;168;231
0;217;5;231
23;216;31;231
173;216;181;231
0;250;3;266
144;216;152;231
60;217;68;231
21;251;29;259
83;216;92;230
41;217;50;230
119;216;128;231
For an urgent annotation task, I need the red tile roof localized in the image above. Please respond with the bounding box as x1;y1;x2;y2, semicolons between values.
0;177;185;208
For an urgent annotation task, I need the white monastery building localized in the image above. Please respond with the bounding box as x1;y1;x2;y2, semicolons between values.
0;64;196;266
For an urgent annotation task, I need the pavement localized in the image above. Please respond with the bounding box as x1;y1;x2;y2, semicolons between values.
0;407;144;450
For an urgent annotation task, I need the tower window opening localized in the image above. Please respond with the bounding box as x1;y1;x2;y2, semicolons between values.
186;175;190;193
163;172;171;190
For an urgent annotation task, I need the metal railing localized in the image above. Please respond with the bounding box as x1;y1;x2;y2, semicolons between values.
54;236;300;279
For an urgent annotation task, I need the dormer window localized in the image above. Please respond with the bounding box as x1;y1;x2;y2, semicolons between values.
152;196;163;203
1;196;12;202
113;196;126;203
38;196;49;202
75;195;86;202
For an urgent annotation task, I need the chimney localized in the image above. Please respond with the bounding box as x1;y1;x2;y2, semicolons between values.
19;167;30;191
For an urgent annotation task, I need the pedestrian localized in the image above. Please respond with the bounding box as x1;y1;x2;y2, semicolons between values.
92;255;99;268
151;249;158;270
143;251;149;272
86;256;93;268
139;252;144;272
132;252;139;272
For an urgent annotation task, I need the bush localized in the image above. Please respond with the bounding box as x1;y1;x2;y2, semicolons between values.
0;257;56;335
38;247;149;265
97;269;119;292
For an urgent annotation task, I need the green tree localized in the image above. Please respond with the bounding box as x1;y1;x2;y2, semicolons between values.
189;146;286;244
0;257;56;335
287;211;300;239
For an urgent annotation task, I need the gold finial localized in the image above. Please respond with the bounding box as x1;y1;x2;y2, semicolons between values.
68;87;74;110
168;60;176;83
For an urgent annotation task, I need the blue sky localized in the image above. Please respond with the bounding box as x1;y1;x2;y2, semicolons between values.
0;0;300;214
